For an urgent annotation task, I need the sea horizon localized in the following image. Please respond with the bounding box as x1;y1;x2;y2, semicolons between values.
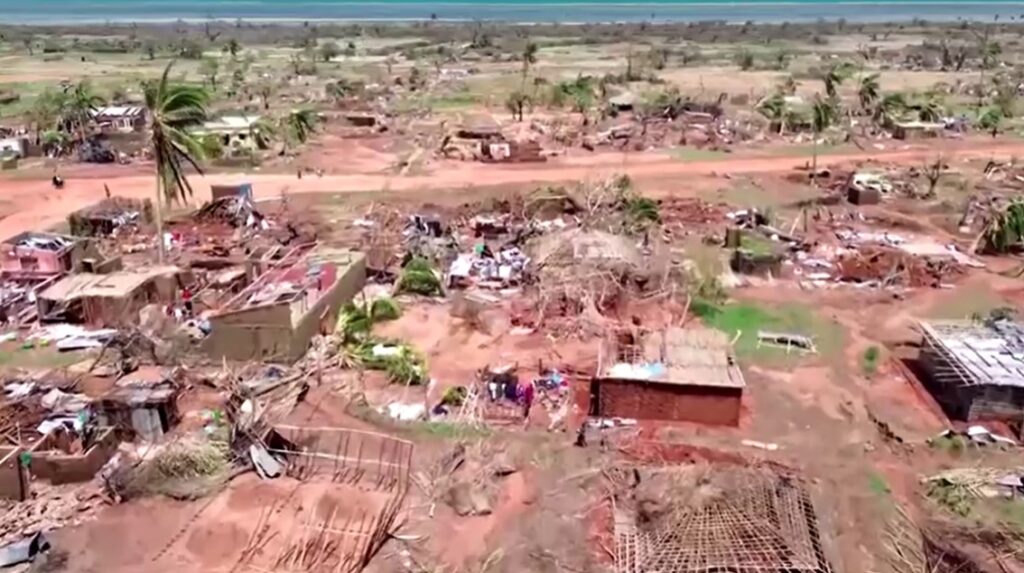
4;0;1024;25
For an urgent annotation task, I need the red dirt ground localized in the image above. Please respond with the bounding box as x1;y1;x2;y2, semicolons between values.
2;137;1022;242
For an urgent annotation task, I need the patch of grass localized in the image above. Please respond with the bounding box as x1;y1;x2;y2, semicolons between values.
929;434;968;456
868;471;891;496
740;233;780;257
862;346;881;377
0;344;91;369
997;499;1024;530
429;91;483;110
671;148;730;161
698;301;842;365
924;285;1009;320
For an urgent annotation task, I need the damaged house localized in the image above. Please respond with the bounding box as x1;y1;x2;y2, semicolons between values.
91;106;148;134
0;232;104;276
592;327;745;426
919;319;1024;424
36;266;186;327
614;465;835;573
203;249;366;362
67;197;153;238
442;115;544;163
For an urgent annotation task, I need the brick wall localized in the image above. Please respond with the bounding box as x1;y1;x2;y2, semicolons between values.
594;379;742;426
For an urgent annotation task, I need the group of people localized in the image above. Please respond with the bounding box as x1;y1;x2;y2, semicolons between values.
485;367;536;421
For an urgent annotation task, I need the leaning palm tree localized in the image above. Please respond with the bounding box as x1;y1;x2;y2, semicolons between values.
873;92;907;128
822;61;855;100
243;115;277;163
757;92;789;134
810;95;836;186
143;61;210;263
279;109;318;155
857;73;880;113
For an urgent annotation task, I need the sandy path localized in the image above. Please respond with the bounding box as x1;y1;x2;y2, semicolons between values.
1;139;1021;238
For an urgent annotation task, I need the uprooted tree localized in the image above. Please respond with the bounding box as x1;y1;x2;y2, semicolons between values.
975;199;1024;253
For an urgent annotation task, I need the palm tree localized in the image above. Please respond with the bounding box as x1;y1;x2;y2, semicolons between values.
823;61;855;100
810;95;836;185
521;41;538;86
857;73;880;112
246;115;277;151
873;92;906;127
61;81;105;145
143;61;210;263
280;109;318;154
757;92;789;134
913;96;944;122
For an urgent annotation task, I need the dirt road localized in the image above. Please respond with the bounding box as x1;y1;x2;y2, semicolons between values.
2;139;1021;238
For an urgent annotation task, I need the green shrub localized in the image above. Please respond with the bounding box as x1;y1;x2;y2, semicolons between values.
396;257;442;296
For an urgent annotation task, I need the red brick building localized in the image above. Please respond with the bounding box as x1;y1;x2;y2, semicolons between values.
590;328;745;426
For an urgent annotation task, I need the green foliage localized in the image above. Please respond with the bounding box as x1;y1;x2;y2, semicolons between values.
623;196;660;230
812;95;837;133
199;134;224;160
441;385;468;407
822;61;855;100
735;49;755;71
143;61;211;205
396;257;443;296
371;297;402;321
336;297;402;343
978;106;1003;134
547;76;597;112
982;199;1024;253
857;73;880;110
353;340;427;385
282;108;318;145
868;472;891;496
697;301;842;364
862;345;881;376
758;92;789;133
927;480;973;517
319;41;342;62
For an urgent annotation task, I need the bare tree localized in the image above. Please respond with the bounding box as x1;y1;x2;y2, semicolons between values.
923;154;945;199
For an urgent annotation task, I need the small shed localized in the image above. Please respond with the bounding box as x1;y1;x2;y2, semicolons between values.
591;328;745;426
95;386;180;441
892;121;944;140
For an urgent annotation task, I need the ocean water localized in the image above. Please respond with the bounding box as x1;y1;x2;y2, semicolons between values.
3;0;1023;24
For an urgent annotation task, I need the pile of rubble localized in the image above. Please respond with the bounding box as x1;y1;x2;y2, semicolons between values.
834;246;965;288
0;482;106;547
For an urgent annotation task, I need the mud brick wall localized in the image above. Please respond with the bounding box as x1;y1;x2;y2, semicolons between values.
29;428;118;485
0;446;29;501
594;379;742;426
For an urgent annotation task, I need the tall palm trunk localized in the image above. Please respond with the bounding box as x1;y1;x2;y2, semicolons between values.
155;173;166;263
